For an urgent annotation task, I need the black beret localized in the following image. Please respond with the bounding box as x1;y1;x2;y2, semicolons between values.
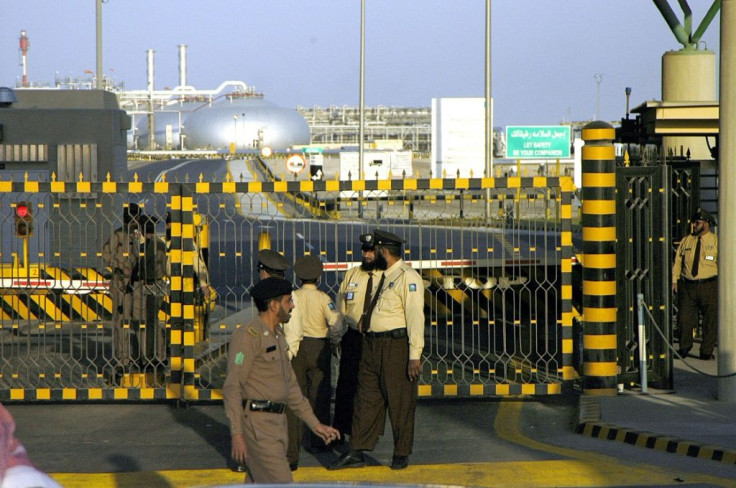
691;208;716;226
359;233;375;251
294;255;323;281
373;229;405;246
258;249;290;272
250;277;293;301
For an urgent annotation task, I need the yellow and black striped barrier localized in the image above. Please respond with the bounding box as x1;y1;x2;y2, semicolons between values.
581;122;618;395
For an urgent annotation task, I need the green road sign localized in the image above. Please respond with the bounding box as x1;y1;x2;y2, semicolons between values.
506;126;571;159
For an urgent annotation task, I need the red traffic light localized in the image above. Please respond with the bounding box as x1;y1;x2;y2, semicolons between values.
14;201;33;238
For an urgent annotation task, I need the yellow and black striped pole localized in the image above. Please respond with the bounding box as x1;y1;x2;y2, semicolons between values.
581;121;618;394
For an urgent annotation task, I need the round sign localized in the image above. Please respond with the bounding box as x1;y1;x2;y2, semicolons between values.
285;154;306;174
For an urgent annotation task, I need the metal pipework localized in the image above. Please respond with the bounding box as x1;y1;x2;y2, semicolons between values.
652;0;721;49
178;44;188;88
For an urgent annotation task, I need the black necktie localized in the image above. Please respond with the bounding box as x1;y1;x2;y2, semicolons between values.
363;274;385;332
691;237;701;277
363;273;374;315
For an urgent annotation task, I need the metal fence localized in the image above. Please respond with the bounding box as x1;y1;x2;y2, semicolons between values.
0;172;573;402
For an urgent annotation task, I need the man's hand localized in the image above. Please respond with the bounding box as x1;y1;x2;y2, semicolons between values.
312;423;341;444
407;359;421;381
672;282;678;294
231;433;248;465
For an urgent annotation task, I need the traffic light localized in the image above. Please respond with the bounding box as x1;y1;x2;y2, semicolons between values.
14;201;33;237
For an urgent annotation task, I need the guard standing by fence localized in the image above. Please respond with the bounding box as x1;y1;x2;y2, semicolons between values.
333;233;382;442
672;209;718;360
102;203;141;379
329;229;424;471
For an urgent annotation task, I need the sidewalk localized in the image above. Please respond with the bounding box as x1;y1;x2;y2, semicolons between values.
577;345;736;464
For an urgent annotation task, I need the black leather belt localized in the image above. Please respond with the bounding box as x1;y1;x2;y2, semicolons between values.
364;328;407;339
242;399;287;414
681;276;717;284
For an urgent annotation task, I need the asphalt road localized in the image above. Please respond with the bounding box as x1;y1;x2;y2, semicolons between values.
6;394;735;488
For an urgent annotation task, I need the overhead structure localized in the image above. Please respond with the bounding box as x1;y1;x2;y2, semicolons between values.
652;0;721;160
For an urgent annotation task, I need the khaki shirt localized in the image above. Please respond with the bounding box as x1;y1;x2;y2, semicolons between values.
284;284;342;357
369;259;425;360
337;266;384;334
102;226;139;277
672;231;718;282
222;317;318;435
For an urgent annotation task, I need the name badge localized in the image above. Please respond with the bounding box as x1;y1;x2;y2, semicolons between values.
348;282;359;288
705;255;715;261
266;345;276;353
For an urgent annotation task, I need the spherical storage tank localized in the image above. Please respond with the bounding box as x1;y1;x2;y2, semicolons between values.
183;98;310;151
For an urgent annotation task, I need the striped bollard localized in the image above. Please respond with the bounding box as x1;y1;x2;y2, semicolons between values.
581;121;618;395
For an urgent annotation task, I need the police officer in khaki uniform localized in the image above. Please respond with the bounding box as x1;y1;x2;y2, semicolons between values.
329;229;424;471
131;216;168;369
672;208;718;360
286;255;342;469
333;233;383;441
102;203;141;376
223;277;340;484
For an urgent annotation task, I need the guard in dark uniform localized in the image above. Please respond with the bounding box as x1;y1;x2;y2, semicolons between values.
286;255;342;469
329;230;424;471
333;233;383;441
672;209;718;360
223;277;340;484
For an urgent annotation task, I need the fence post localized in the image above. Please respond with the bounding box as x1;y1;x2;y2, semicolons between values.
581;121;618;395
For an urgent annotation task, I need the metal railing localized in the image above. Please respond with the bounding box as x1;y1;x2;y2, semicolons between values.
0;173;574;402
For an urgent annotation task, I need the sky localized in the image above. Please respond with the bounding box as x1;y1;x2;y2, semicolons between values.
0;1;722;127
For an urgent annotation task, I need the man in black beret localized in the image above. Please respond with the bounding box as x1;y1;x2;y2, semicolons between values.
330;228;425;471
672;208;719;360
223;277;340;483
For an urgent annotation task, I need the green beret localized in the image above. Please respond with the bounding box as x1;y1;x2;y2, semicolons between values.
294;255;323;281
250;277;293;302
373;229;405;246
258;249;290;272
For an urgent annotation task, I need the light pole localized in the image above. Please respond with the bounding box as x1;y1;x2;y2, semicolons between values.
233;115;238;149
96;0;103;89
594;73;604;120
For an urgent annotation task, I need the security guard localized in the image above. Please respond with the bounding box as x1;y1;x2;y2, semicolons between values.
333;233;383;440
165;212;214;301
131;216;168;369
286;255;342;469
223;278;340;484
102;203;141;375
672;208;718;360
258;249;291;280
329;229;424;471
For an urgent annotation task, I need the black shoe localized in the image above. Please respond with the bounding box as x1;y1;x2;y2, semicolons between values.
676;348;691;358
289;462;298;472
327;450;366;470
391;455;409;470
699;352;715;360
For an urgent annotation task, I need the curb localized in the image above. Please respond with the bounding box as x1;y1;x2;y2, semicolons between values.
575;397;736;465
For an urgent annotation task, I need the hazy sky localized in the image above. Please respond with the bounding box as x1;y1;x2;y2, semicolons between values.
0;1;721;127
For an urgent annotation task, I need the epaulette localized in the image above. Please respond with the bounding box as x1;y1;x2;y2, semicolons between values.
248;327;259;337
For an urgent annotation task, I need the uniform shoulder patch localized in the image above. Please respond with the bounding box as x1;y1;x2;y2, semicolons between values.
234;352;245;365
248;327;259;337
328;302;336;310
409;283;417;292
